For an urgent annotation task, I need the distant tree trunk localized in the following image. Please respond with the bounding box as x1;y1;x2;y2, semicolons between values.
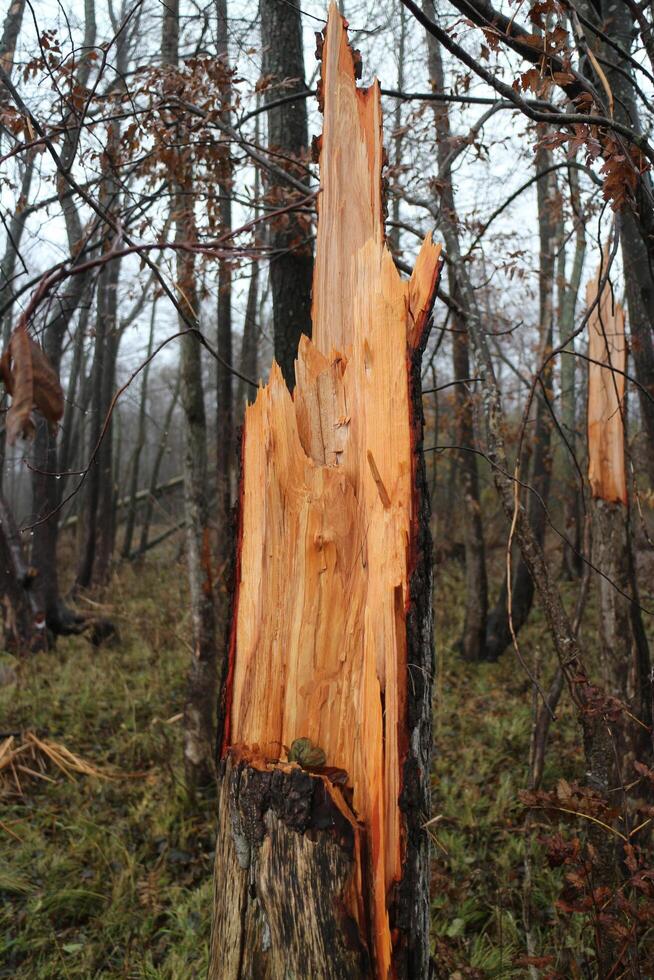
95;245;121;583
423;0;487;660
57;286;93;503
236;259;260;412
75;114;124;590
260;0;313;388
75;17;131;589
484;143;557;661
75;268;110;590
137;370;181;557
163;0;218;792
559;164;586;578
122;301;157;559
209;13;439;974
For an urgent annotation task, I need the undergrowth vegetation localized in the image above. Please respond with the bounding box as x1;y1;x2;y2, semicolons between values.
0;555;651;977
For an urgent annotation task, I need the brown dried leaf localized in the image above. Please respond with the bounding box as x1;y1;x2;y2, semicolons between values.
5;325;34;445
30;338;64;431
1;326;64;444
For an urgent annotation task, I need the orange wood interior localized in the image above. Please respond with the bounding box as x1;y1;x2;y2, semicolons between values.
587;265;627;506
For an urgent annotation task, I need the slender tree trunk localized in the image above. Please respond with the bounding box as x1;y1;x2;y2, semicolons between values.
76;272;109;590
577;0;654;486
484;143;557;661
122;302;157;559
236;110;262;415
163;0;217;792
95;242;121;583
260;0;313;388
57;286;93;504
236;260;260;412
559;164;586;578
137;371;181;557
423;0;487;660
215;0;234;626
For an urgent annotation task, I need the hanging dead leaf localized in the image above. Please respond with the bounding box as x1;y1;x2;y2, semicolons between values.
30;339;64;433
1;325;64;445
4;324;34;444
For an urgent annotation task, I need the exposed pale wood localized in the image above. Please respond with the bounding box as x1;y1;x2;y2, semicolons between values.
587;265;627;505
211;5;441;977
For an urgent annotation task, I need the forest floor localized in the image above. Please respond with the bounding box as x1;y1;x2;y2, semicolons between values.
0;549;631;978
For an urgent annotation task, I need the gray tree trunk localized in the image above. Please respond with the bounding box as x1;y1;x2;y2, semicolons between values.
423;0;488;661
162;0;218;792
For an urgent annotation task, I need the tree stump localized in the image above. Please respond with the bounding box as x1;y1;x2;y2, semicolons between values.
209;6;441;977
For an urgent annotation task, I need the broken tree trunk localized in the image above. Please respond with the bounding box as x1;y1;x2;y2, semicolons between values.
587;264;652;760
208;6;441;978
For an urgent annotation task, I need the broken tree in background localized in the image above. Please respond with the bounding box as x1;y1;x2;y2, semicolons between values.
587;264;652;760
208;5;441;977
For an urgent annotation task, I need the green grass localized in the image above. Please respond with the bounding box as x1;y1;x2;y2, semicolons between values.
0;553;648;976
431;562;599;977
0;559;213;979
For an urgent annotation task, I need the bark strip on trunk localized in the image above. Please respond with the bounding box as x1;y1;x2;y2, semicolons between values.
209;7;441;977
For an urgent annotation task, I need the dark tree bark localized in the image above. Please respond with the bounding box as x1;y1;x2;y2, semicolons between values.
559;165;586;579
259;0;313;388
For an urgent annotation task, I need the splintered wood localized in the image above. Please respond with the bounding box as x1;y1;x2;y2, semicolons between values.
219;5;441;976
587;265;627;505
